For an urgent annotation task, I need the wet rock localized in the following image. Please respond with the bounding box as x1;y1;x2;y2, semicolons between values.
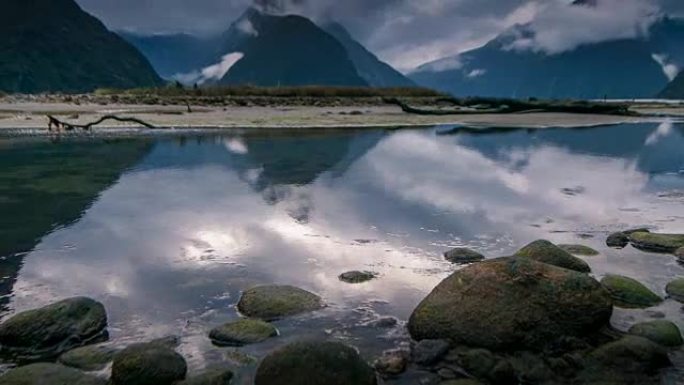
557;244;599;256
368;316;398;329
600;275;663;308
374;349;409;377
0;363;105;385
514;240;591;273
666;278;684;303
339;271;378;284
578;336;670;384
0;297;107;361
237;285;324;321
458;349;496;379
177;368;234;385
224;349;257;367
629;232;684;253
628;320;683;347
509;352;555;384
443;248;485;264
254;340;376;385
209;319;277;347
606;232;629;248
408;257;612;351
111;342;187;385
675;247;684;261
623;228;651;235
58;344;118;371
412;339;450;365
148;335;180;349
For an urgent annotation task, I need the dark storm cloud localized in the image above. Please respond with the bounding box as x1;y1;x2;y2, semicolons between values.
76;0;684;71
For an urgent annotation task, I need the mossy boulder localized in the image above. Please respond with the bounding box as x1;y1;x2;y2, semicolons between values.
237;285;323;321
177;368;234;385
338;271;377;284
58;344;118;371
408;257;612;351
412;339;450;365
444;248;485;264
111;342;187;385
254;340;376;385
579;336;670;383
600;275;663;308
557;244;599;256
0;297;107;361
0;363;106;385
514;240;591;273
628;320;683;347
666;278;684;303
209;319;277;347
629;232;684;253
606;232;629;248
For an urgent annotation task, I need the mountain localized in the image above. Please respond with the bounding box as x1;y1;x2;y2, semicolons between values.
0;0;162;93
119;32;222;80
411;15;684;100
323;23;415;87
660;71;684;98
212;9;367;87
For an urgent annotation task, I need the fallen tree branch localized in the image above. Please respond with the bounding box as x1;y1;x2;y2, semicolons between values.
47;114;157;132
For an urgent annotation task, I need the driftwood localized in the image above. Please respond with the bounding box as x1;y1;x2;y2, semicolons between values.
47;114;157;132
385;97;634;116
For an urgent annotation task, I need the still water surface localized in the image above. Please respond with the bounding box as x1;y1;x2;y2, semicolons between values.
1;122;684;382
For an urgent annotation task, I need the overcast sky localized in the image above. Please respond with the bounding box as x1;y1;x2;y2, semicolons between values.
77;0;684;71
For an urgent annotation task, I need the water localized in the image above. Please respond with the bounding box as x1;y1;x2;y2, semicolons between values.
1;122;684;383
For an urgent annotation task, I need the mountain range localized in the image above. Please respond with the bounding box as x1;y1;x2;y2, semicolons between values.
0;0;161;93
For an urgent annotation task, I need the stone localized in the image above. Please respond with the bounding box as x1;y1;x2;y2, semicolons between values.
412;339;450;366
254;340;376;385
408;257;612;351
606;232;629;248
666;278;684;303
338;271;378;284
368;317;398;329
628;320;683;347
443;248;485;264
514;240;591;273
629;232;684;253
0;363;105;385
458;349;496;379
177;368;234;385
557;244;599;256
237;285;324;321
600;275;663;308
111;342;187;385
0;297;107;361
58;344;118;371
675;246;684;261
209;319;277;347
374;349;409;377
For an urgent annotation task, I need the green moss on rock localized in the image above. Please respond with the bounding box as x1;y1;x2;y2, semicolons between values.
0;363;106;385
443;248;485;264
557;244;600;256
606;232;629;248
338;271;378;284
237;285;323;321
58;344;118;371
514;240;591;272
408;257;612;351
629;232;684;253
111;342;187;385
628;320;683;347
600;275;663;308
209;319;277;347
666;278;684;303
177;368;233;385
254;340;376;385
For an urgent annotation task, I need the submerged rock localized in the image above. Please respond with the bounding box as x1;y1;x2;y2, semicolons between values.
111;342;187;385
177;368;234;385
254;340;376;385
628;320;683;347
0;363;105;385
209;319;277;347
412;339;450;365
443;248;485;264
514;240;591;272
629;232;684;253
408;257;612;351
557;244;599;256
237;285;323;321
0;297;107;361
600;275;663;308
666;278;684;303
338;271;378;284
58;344;118;371
374;349;409;377
606;232;629;248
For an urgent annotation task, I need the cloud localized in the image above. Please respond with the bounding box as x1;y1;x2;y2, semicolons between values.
174;52;245;85
652;53;680;80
